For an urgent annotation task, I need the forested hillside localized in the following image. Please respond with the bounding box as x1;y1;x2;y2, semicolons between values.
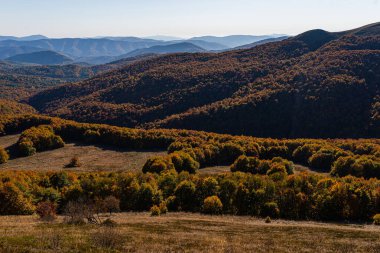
28;23;380;138
0;114;379;221
0;55;156;100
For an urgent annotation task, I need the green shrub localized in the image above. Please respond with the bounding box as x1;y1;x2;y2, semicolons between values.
17;125;64;156
261;202;280;219
230;155;260;173
267;163;287;176
271;157;294;174
167;141;192;153
18;140;36;156
101;218;118;227
202;196;223;215
0;147;9;164
170;151;200;173
292;144;321;164
0;182;35;215
159;202;168;214
265;145;289;159
136;183;159;211
150;205;161;216
174;180;196;211
36;201;57;221
308;150;336;172
331;155;380;179
65;156;82;168
142;156;174;174
220;143;245;164
373;214;380;225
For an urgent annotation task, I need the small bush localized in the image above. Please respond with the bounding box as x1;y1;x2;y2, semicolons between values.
159;202;168;214
36;201;57;221
17;125;64;156
91;228;124;250
261;202;280;219
202;195;223;215
65;156;82;168
165;196;177;211
150;205;161;216
230;155;260;173
102;196;121;215
143;156;174;174
265;216;271;223
267;163;287;176
170;151;200;173
0;147;9;164
64;201;88;225
102;218;118;227
374;214;380;225
18;140;36;156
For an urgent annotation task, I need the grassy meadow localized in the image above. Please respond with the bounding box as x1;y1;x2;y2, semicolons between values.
0;213;379;253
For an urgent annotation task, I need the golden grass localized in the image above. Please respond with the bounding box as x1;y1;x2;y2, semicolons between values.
0;213;379;253
0;134;166;172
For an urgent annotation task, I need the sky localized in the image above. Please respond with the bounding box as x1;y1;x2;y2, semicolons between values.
0;0;379;38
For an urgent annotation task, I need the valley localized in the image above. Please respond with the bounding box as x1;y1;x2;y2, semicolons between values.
0;13;379;253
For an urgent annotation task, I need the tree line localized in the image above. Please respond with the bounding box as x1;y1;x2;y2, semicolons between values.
1;115;379;179
0;170;379;222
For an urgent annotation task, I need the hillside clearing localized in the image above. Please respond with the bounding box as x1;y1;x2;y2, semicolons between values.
0;134;166;171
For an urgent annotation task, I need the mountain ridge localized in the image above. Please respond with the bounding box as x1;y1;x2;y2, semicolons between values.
22;22;380;137
6;50;73;65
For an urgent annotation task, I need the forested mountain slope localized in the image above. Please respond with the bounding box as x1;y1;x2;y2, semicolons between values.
28;23;380;138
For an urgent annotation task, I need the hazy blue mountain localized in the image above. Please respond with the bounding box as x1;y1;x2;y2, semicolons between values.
93;36;160;42
189;35;288;48
0;35;48;41
180;40;227;51
122;42;206;58
0;46;45;59
233;36;290;50
0;38;169;58
144;35;185;41
6;50;73;65
0;34;288;64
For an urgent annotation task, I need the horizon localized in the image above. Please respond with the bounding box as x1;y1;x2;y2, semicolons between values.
1;0;379;38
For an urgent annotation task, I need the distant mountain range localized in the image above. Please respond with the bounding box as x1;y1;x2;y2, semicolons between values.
0;35;48;41
122;42;207;58
233;36;289;50
27;22;380;138
0;34;287;65
189;35;288;48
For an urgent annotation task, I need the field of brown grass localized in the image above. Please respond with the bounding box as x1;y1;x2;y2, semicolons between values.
0;134;167;172
0;134;233;174
0;213;379;253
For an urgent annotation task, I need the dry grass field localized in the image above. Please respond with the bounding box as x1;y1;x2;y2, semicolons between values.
0;213;379;253
0;134;232;174
0;134;167;172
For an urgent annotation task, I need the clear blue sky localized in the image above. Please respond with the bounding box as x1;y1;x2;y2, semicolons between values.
1;0;379;38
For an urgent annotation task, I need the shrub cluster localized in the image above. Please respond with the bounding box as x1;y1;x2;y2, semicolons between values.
143;151;200;174
17;125;64;156
331;155;380;179
230;155;294;176
0;147;9;164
